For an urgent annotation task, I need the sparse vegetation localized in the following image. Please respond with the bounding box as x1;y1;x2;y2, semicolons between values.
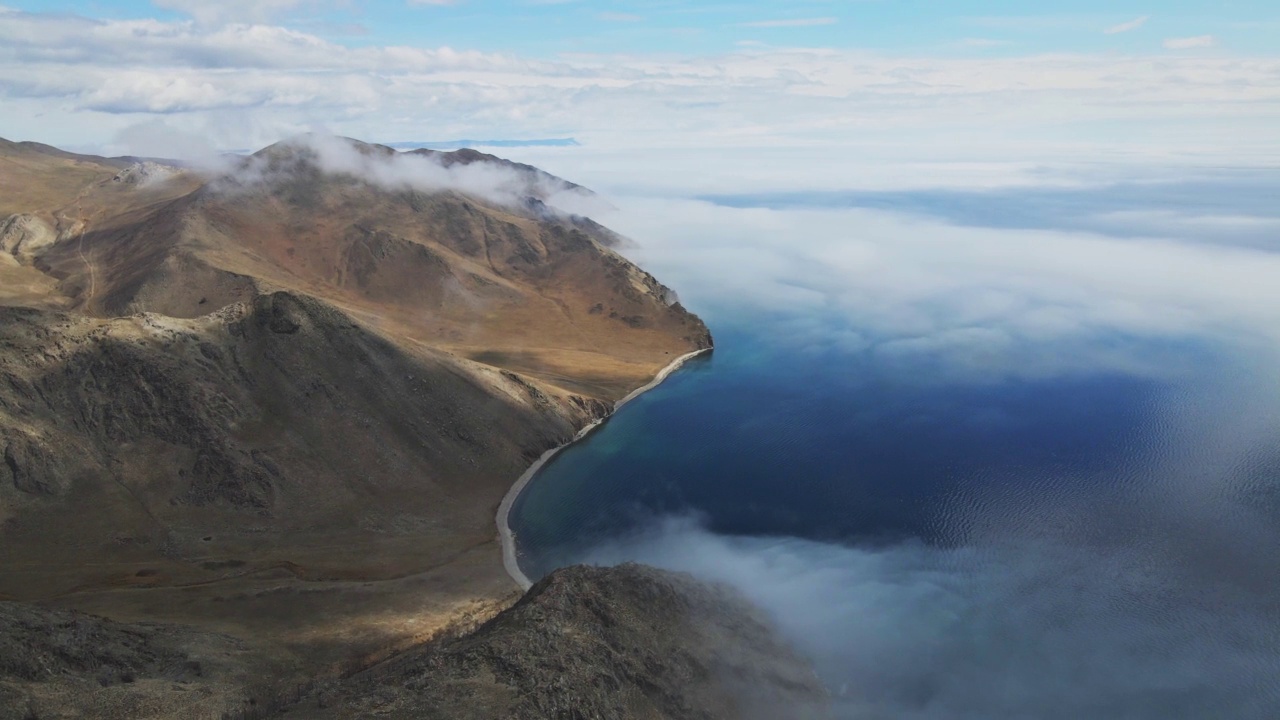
0;137;716;717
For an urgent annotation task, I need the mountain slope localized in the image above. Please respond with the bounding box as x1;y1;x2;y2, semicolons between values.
0;135;716;713
0;600;251;720
297;564;830;720
22;136;709;397
0;566;828;720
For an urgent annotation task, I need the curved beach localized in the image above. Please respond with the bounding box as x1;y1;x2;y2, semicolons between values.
498;348;713;589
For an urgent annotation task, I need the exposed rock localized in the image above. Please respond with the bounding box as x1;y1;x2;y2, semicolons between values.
1;430;69;496
0;214;56;263
301;564;831;720
112;162;178;187
0;601;249;720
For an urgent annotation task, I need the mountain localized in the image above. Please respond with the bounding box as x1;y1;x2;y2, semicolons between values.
0;136;736;716
0;566;828;720
302;564;829;719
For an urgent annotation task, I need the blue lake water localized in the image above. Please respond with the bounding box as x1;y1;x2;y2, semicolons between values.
510;312;1280;718
513;323;1211;577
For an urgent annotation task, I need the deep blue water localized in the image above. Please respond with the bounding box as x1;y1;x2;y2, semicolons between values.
510;313;1280;718
513;324;1194;578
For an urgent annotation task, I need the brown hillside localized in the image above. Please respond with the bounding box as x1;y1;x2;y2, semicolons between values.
0;136;717;716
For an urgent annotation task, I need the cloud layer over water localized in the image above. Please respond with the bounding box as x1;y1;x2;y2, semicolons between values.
588;508;1280;719
532;149;1280;717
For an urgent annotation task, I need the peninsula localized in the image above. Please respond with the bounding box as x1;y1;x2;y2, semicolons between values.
0;136;828;717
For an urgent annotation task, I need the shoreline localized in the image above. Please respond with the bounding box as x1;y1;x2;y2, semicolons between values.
497;347;713;590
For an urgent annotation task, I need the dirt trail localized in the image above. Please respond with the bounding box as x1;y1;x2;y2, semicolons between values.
57;181;103;312
76;212;97;306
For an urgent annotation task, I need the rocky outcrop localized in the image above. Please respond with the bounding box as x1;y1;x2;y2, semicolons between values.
1;429;70;496
0;566;828;720
0;214;56;264
302;564;830;720
0;601;248;720
112;162;178;187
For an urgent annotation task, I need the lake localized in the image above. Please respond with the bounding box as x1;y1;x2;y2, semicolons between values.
510;307;1280;718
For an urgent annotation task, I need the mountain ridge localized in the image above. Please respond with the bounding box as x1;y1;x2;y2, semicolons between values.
0;135;822;719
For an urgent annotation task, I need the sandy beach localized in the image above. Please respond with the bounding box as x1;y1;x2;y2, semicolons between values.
497;348;713;589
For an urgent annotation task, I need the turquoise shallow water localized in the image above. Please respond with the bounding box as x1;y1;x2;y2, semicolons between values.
510;314;1280;718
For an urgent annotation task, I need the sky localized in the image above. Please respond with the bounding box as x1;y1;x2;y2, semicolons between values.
1;0;1277;166
9;0;1280;56
4;6;1279;715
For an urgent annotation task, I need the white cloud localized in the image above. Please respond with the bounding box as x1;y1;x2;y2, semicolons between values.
1164;34;1216;49
1104;15;1149;34
588;507;1280;719
212;133;595;211
591;189;1280;381
598;12;642;23
0;9;1275;161
566;159;1280;717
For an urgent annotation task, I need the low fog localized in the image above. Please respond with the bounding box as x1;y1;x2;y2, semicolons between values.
581;344;1280;716
588;502;1280;719
596;188;1280;384
524;152;1280;718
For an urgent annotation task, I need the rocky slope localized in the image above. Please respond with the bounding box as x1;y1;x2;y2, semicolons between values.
0;566;828;720
0;601;249;720
295;564;830;720
0;136;791;718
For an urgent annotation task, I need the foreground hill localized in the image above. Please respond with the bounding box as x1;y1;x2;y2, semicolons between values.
300;565;829;719
0;136;722;715
0;566;828;719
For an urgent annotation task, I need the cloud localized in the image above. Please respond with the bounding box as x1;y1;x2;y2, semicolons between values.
700;175;1280;250
738;17;838;28
586;499;1280;719
1164;34;1216;49
575;176;1280;382
213;133;600;214
0;8;1276;159
498;128;1280;719
1104;15;1150;34
597;12;642;23
496;146;1280;720
112;119;223;167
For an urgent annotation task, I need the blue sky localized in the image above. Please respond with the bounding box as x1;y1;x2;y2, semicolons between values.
0;0;1276;163
8;0;1279;56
